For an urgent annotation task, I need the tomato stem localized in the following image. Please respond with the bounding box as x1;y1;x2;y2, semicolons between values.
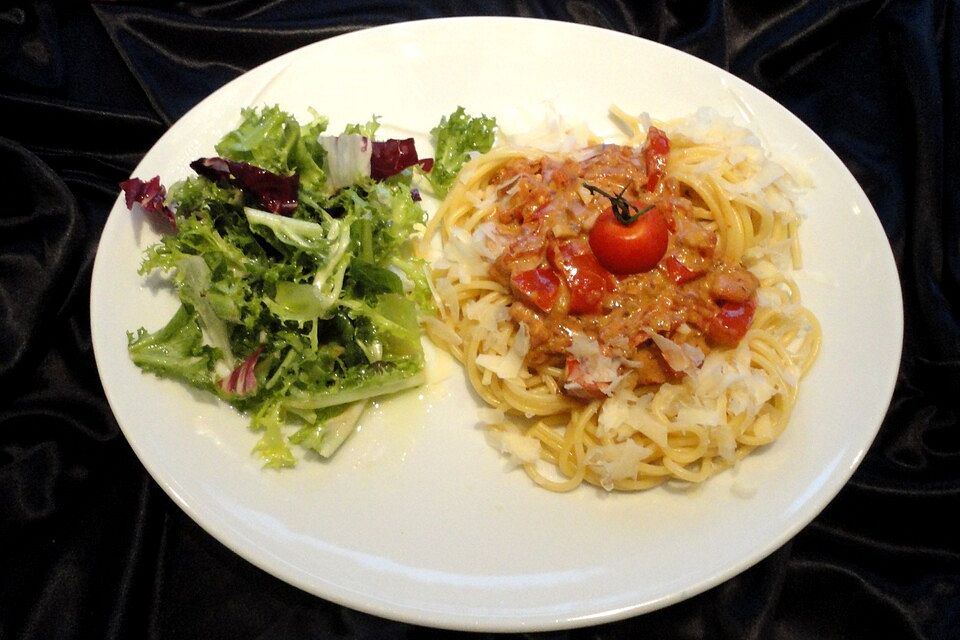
583;182;654;225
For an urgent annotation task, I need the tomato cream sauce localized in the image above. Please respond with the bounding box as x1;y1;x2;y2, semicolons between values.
487;133;759;396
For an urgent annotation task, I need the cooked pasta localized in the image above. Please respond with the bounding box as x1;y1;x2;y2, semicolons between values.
421;107;821;492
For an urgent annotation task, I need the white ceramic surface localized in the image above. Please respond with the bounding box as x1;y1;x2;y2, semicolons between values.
90;17;903;632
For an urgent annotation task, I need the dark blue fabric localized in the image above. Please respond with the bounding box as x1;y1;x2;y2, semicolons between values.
2;1;958;638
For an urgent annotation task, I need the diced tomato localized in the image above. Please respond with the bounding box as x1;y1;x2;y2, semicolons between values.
510;267;562;313
563;357;607;399
664;256;705;284
548;239;616;314
707;299;756;346
642;127;670;191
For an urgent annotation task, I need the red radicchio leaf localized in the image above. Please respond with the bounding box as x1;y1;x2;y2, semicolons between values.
119;176;177;230
218;345;264;396
371;139;433;180
190;157;299;215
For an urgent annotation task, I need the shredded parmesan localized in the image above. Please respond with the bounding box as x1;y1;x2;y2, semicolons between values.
645;330;704;374
471;221;509;260
669;107;805;221
565;333;627;396
485;428;541;466
586;439;654;490
597;387;669;448
464;297;509;335
435;227;492;283
477;407;507;425
421;315;461;347
475;323;530;380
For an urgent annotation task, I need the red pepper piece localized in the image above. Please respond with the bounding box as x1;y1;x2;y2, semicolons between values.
642;127;670;191
510;267;562;313
548;239;616;315
707;299;757;346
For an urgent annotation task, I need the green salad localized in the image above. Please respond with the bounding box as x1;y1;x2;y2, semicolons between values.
120;105;495;467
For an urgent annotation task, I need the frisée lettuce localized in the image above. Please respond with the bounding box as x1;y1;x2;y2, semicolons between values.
428;106;496;197
120;105;463;467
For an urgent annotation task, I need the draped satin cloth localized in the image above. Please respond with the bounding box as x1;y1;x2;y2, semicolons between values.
2;2;958;638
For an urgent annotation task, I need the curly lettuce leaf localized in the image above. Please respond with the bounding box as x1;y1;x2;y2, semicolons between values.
127;306;217;389
343;117;381;138
428;106;496;198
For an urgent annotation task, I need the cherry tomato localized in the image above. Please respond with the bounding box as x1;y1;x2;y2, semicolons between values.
589;206;669;275
510;267;561;313
548;239;616;314
707;299;757;346
642;127;670;191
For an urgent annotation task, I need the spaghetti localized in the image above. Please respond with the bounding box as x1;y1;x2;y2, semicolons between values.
422;108;821;492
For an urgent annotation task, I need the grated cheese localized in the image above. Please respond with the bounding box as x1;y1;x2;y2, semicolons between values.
485;427;541;466
586;439;654;490
475;323;530;380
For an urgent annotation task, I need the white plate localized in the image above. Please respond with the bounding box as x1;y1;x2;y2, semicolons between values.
90;17;902;632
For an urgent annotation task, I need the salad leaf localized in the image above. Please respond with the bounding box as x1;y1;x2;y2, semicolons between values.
190;157;299;215
122;105;438;467
171;254;236;364
214;105;304;173
318;134;372;191
214;105;328;211
250;401;298;469
428;106;497;198
343;117;380;138
283;360;427;411
371;138;432;180
120;176;176;230
289;401;368;458
346;260;404;301
218;345;263;396
127;306;217;388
